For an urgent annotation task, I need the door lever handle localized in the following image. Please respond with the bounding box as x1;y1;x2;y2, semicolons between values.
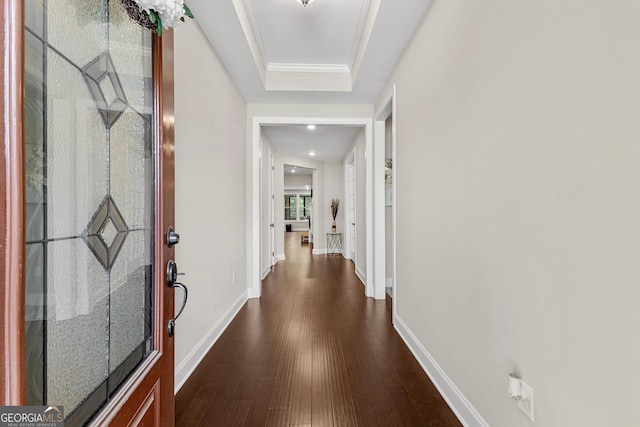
168;282;188;337
166;260;188;337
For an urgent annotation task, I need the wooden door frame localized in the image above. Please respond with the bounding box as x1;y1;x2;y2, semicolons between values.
1;3;176;424
1;0;26;405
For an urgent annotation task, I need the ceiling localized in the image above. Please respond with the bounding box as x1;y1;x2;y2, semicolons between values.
264;124;361;162
186;0;432;158
283;165;314;175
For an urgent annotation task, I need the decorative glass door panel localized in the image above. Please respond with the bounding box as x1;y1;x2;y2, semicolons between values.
24;1;155;424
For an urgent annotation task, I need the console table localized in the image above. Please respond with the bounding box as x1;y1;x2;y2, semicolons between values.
326;232;342;255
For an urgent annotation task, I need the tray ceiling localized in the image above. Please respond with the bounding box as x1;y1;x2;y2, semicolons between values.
187;0;433;103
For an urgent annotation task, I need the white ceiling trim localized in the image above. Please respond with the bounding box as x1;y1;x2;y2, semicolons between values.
348;0;378;84
241;0;269;76
232;0;266;84
351;0;381;84
265;70;352;92
267;63;350;74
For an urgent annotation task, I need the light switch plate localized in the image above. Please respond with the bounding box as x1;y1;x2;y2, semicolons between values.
517;380;534;422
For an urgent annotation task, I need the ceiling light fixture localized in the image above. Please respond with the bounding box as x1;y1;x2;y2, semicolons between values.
307;124;316;130
297;0;315;7
308;152;316;156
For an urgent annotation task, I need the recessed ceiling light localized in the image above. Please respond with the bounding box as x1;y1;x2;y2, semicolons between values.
307;124;316;130
308;152;316;156
297;0;315;7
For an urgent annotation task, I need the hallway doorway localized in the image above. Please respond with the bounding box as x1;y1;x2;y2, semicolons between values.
250;117;374;299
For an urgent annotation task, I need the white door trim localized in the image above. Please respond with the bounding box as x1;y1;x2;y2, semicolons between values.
269;151;275;268
373;119;386;300
248;116;374;299
374;84;398;313
343;149;356;261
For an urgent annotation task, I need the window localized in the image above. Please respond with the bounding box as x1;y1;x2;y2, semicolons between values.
301;196;312;218
284;194;311;220
284;195;297;220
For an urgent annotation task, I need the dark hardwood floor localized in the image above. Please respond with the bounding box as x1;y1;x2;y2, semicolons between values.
175;232;461;426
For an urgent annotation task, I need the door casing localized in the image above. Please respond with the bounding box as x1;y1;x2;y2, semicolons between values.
1;0;27;404
249;116;374;299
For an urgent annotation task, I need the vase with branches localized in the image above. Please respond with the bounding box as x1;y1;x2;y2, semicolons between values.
330;199;340;232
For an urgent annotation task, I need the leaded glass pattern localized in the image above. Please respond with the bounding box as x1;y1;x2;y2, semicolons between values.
83;52;128;128
47;48;108;239
83;195;129;270
46;239;110;411
24;0;155;424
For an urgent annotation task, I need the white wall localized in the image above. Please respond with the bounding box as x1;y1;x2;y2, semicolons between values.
377;1;640;426
174;20;247;387
284;173;312;188
323;161;344;236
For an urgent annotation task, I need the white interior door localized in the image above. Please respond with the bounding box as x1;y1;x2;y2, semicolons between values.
269;152;276;267
348;160;356;260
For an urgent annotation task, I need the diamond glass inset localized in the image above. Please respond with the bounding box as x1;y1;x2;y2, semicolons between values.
84;195;128;270
99;217;118;248
100;75;118;105
83;52;127;128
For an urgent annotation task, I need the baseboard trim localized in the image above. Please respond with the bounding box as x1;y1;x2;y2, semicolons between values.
355;265;366;286
312;248;327;255
276;254;286;262
248;286;260;299
394;316;489;427
174;290;248;394
261;266;270;280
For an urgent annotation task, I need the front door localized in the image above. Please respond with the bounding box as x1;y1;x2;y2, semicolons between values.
1;1;177;425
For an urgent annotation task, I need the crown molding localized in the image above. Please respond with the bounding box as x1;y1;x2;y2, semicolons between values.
350;0;381;84
267;63;350;74
231;0;266;83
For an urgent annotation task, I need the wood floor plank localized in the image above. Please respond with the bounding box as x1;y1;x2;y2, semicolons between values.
268;327;299;410
214;398;252;426
265;408;290;427
243;378;276;426
289;352;312;425
175;232;462;426
175;362;231;426
311;337;333;426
